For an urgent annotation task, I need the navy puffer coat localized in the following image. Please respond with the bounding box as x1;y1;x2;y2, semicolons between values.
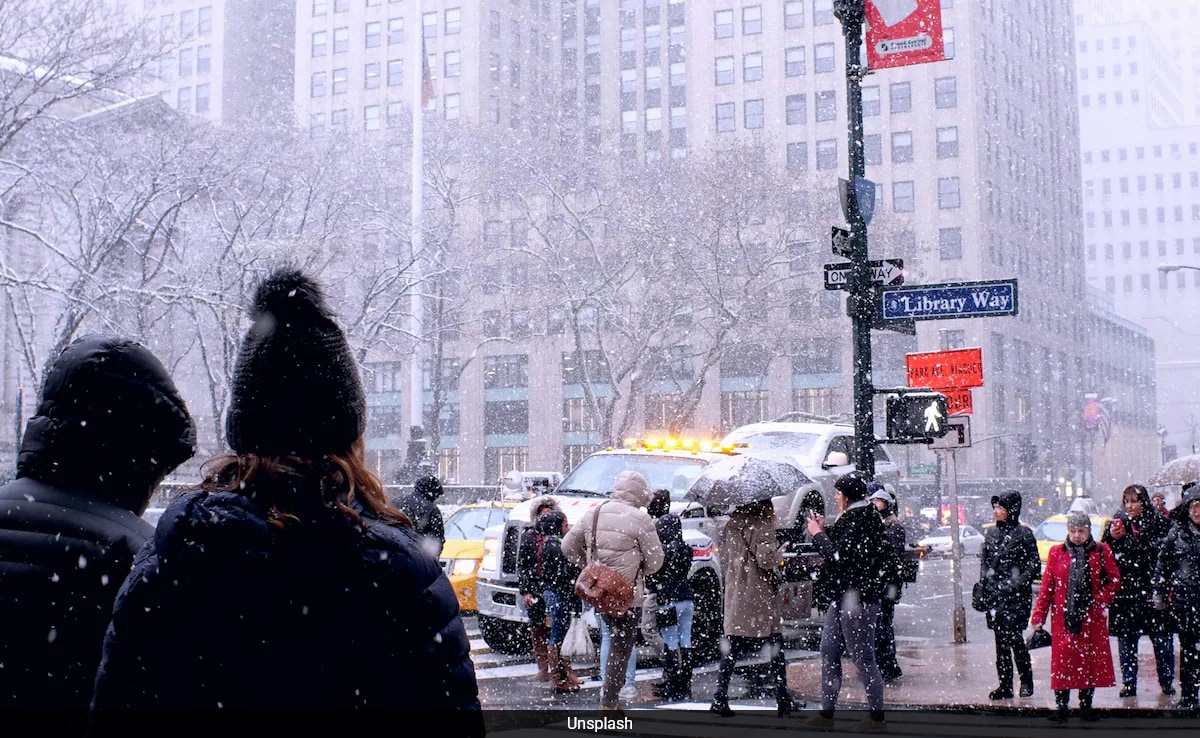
91;488;480;715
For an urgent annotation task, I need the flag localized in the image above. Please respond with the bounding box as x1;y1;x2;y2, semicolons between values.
1083;395;1113;446
421;34;436;108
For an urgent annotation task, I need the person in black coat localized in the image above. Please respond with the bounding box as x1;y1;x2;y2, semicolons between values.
518;496;562;682
977;490;1040;700
806;473;889;731
1102;484;1175;697
0;336;196;716
868;483;907;684
89;269;480;730
1155;484;1200;711
646;488;696;700
396;471;446;558
531;509;583;693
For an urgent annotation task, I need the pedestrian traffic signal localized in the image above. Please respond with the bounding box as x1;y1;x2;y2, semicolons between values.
885;391;950;441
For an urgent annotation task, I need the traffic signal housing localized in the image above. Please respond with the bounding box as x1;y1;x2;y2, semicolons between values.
885;391;950;441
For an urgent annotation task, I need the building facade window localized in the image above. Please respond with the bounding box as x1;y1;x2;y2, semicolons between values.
786;93;806;125
445;8;461;34
716;101;735;132
787;141;808;172
715;55;734;85
744;51;763;81
423;11;438;37
721;390;768;431
785;46;805;76
312;31;328;56
444;93;460;119
742;5;762;34
365;21;381;48
364;62;380;89
311;71;327;97
939;227;962;260
862;85;880;115
890;82;911;113
387;59;403;86
935;76;958;108
785;0;804;28
744;98;763;129
815;139;836;170
813;0;834;25
444;50;461;76
388;17;404;44
484;446;527;484
814;43;834;73
196;45;211;73
332;67;348;94
364;105;380;130
714;9;733;38
938;176;961;208
893;181;914;211
891;131;913;163
333;27;349;53
936;126;958;158
815;90;835;121
864;134;882;165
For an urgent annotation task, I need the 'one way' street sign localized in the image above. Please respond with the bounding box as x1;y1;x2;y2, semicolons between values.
824;258;905;290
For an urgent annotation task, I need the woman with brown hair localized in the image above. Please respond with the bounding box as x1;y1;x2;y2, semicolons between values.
90;269;480;722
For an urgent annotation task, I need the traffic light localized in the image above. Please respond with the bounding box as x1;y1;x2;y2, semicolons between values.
885;391;950;441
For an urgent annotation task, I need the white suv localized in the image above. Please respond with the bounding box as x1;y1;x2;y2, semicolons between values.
720;421;901;526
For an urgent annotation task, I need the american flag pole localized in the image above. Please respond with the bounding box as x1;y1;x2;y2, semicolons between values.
408;4;427;450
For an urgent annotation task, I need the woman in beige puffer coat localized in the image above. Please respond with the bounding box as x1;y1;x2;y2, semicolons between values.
563;470;664;709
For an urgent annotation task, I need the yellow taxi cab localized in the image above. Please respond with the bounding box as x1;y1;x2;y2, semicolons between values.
441;501;517;612
1031;513;1111;578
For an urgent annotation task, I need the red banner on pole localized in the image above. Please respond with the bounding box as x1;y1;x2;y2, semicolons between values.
865;0;945;70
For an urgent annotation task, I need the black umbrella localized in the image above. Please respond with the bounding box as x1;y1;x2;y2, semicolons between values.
684;452;812;508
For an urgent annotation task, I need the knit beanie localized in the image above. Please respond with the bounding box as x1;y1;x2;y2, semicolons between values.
225;268;366;457
834;472;868;502
1067;510;1091;530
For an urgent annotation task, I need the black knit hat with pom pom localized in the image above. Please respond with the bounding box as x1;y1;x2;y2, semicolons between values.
226;268;366;457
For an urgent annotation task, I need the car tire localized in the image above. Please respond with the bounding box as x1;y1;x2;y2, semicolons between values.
689;570;723;665
479;614;532;655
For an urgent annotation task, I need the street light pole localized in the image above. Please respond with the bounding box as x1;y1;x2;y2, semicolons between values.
835;0;876;479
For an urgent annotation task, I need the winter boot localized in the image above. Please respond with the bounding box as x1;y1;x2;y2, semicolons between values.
1015;644;1034;698
676;647;694;700
1048;690;1070;723
1079;689;1098;722
531;626;550;682
561;650;583;689
991;649;1014;699
651;649;678;697
547;646;580;693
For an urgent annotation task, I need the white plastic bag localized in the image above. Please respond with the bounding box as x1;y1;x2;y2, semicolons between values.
560;617;595;662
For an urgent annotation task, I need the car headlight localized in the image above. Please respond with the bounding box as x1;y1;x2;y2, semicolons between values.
451;558;479;576
481;538;499;572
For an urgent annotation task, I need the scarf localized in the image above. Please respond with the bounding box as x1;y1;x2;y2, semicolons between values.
1064;538;1096;634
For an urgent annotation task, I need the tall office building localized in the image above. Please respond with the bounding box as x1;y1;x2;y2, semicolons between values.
1077;0;1200;462
127;0;295;124
284;1;1155;494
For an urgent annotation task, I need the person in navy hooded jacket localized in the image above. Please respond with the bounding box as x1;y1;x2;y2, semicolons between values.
90;269;480;727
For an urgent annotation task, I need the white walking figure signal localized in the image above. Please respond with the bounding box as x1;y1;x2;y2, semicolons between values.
924;402;943;433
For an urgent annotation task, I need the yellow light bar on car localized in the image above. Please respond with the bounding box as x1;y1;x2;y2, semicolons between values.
644;437;660;448
699;440;714;452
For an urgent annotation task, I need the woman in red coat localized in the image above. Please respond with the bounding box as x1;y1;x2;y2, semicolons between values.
1031;511;1121;723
